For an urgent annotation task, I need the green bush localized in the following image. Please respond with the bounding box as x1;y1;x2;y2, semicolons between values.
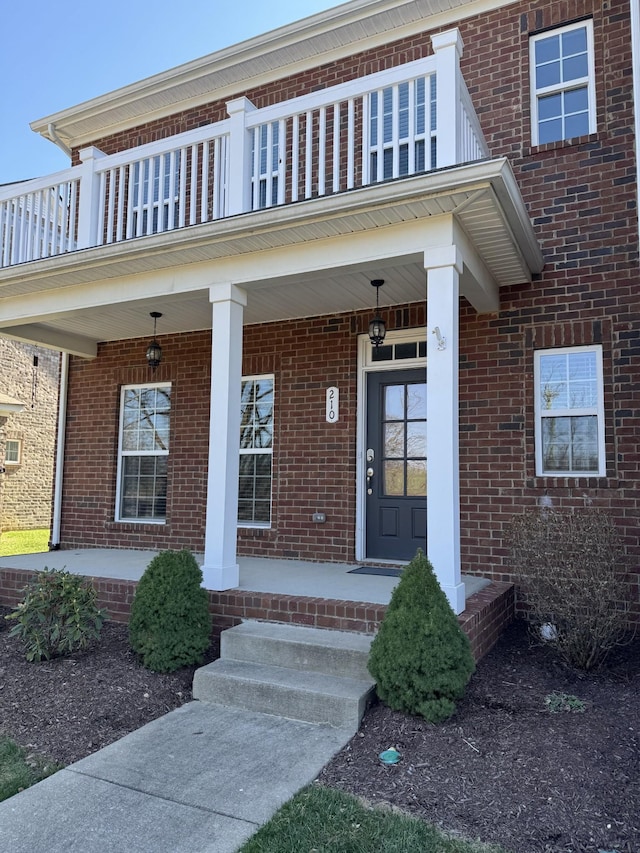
5;568;105;662
368;550;475;723
129;549;211;672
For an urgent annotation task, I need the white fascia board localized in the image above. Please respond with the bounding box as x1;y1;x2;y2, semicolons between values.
0;325;97;358
31;0;519;152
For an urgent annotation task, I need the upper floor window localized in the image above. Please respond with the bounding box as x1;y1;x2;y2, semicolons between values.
5;439;22;465
534;346;605;476
239;375;274;526
530;21;596;146
116;383;171;522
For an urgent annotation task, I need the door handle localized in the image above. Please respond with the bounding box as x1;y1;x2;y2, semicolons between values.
366;467;374;494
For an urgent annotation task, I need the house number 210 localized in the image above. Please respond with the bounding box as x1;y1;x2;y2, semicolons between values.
326;386;339;423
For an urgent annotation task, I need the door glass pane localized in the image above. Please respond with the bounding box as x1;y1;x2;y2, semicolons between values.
384;460;404;495
384;385;404;420
384;423;404;458
406;422;426;458
406;383;426;418
406;459;427;496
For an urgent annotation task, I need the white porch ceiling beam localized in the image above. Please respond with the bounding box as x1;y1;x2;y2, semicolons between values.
0;217;454;328
0;324;97;358
452;218;500;313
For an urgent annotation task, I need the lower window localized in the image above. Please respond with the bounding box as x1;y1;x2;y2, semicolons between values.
534;346;604;476
238;375;273;525
116;383;171;521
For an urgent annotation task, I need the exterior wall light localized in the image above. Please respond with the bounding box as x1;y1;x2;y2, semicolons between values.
146;311;163;370
368;279;386;347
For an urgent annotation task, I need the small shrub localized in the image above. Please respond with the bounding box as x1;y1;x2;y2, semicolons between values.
544;692;586;714
5;568;105;662
368;550;475;723
508;507;630;670
129;549;211;672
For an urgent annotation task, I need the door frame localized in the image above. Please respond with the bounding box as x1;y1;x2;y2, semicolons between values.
355;328;427;563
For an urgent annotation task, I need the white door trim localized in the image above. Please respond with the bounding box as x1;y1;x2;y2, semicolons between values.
355;328;427;563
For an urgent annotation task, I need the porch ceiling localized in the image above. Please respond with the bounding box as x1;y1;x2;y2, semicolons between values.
0;159;543;356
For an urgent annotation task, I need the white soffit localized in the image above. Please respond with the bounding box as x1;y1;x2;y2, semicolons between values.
31;0;518;151
0;159;543;309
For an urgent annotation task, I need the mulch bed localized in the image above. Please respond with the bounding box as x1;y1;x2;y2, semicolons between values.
1;606;638;852
319;620;640;853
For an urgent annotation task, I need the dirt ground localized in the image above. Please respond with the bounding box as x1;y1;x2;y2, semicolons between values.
1;608;638;853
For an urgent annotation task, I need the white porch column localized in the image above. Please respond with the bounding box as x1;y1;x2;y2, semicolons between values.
425;246;465;614
201;283;247;590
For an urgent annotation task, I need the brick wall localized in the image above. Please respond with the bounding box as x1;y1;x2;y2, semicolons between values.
0;340;59;532
0;566;514;663
56;0;640;621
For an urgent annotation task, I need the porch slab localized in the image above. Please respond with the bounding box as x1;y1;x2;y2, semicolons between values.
0;550;512;661
0;549;487;605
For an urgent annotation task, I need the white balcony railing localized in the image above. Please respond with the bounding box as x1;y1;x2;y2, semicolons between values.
0;29;487;270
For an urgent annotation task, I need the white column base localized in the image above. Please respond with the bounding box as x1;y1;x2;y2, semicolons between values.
437;579;467;615
200;561;239;591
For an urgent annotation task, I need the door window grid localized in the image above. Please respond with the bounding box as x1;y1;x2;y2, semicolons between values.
239;375;274;525
530;21;595;146
382;381;427;497
534;346;604;476
116;383;171;522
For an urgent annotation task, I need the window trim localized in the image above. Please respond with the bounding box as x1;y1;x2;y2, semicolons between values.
529;19;596;146
4;438;22;466
115;382;171;524
238;373;274;529
533;345;605;477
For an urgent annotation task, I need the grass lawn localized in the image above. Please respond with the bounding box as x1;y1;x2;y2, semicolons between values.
0;528;49;557
0;737;59;802
239;785;507;853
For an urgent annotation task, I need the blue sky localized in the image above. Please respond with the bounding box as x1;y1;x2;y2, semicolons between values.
0;1;342;184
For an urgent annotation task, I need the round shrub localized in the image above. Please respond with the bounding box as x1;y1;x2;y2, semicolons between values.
129;549;211;672
368;550;475;723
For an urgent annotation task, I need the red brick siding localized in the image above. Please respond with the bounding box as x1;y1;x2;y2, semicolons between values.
60;305;424;561
55;0;640;621
0;567;514;662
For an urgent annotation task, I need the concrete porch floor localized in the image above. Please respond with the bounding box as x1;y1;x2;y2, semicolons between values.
0;549;488;606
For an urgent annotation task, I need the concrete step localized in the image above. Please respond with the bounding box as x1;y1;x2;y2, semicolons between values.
193;658;375;732
220;620;373;681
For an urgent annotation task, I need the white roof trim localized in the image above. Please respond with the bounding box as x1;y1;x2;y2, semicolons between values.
31;0;518;152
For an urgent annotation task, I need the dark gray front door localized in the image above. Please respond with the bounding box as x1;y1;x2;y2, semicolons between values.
365;370;427;561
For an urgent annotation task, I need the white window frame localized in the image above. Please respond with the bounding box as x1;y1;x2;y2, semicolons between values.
530;20;596;146
534;345;605;477
5;438;22;466
115;382;171;523
238;374;274;528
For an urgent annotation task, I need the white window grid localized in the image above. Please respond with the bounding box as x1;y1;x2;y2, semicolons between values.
239;374;274;527
115;382;171;523
5;439;21;465
529;20;596;146
533;345;605;477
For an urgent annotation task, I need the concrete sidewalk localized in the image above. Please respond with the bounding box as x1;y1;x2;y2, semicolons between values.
0;701;354;852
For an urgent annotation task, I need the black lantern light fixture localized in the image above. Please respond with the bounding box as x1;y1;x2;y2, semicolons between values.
368;279;386;348
146;311;163;370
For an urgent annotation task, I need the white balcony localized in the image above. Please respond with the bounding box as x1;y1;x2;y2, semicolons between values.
0;32;486;270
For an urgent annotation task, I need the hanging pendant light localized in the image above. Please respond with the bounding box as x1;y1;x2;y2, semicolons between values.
368;279;386;348
146;311;163;370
